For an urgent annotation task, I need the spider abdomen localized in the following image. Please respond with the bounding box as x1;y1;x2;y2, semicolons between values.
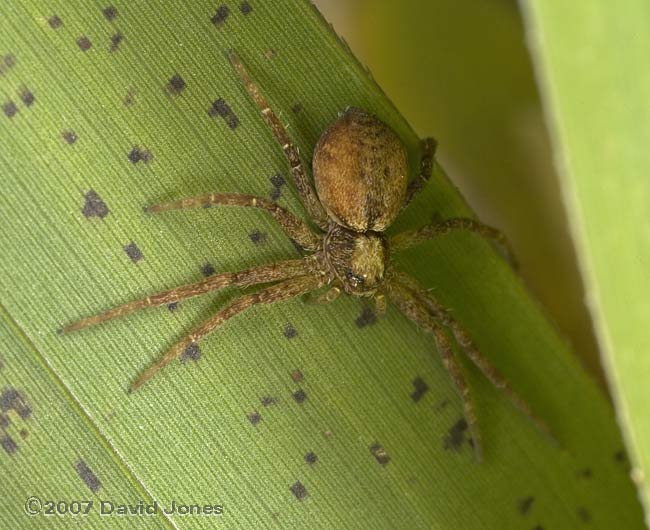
313;108;408;233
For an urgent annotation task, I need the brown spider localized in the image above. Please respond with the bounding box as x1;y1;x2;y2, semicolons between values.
61;51;552;460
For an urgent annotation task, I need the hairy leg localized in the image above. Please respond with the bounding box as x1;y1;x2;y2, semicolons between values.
386;277;483;461
145;192;321;251
61;257;319;333
401;137;437;210
392;271;555;444
228;51;328;230
130;273;325;392
391;217;517;268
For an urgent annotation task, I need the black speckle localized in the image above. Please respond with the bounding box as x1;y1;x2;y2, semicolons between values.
270;187;281;201
109;32;123;53
167;74;186;95
74;460;102;493
614;449;626;463
518;496;534;515
167;302;179;312
123;87;136;106
62;130;77;144
248;411;262;426
48;15;63;29
290;369;303;382
1;388;32;419
201;262;216;277
291;102;303;114
127;146;153;164
103;6;118;21
239;1;253;14
208;98;239;129
249;229;267;245
370;442;390;465
577;506;591;523
77;36;92;52
3;101;17;118
284;321;297;339
180;343;201;363
410;376;428;402
0;54;16;76
82;190;109;219
1;436;17;454
304;452;317;465
0;414;8;428
18;88;34;107
577;468;592;479
261;396;277;406
19;428;28;439
211;5;230;26
355;306;377;328
292;389;307;404
443;418;468;452
270;173;286;188
123;242;143;263
289;481;308;501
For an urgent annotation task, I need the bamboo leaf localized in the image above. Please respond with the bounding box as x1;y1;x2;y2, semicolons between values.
0;1;644;528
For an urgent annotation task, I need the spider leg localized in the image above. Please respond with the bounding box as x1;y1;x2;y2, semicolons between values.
391;271;556;445
386;277;483;460
304;285;341;305
130;273;325;392
145;192;321;251
61;257;318;333
228;51;329;230
401;137;437;210
391;217;517;269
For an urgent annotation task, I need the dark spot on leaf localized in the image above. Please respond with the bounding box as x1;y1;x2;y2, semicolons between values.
77;36;92;51
270;187;281;201
370;442;390;465
291;102;303;114
355;306;377;328
289;481;308;501
109;32;123;53
123;87;136;106
201;262;216;277
292;389;307;404
19;428;28;439
123;242;143;263
614;449;626;463
48;15;63;29
304;452;317;465
208;98;239;129
443;418;468;452
290;369;303;382
239;1;253;14
261;396;277;406
0;54;16;76
62;130;77;144
167;74;186;95
82;190;109;218
1;388;32;419
0;414;8;428
518;496;534;515
127;146;153;164
248;411;261;426
19;88;34;107
410;376;428;402
577;506;591;523
74;460;102;493
103;6;118;21
3;101;17;118
249;229;267;245
211;5;230;26
167;302;179;312
577;468;592;479
284;323;297;339
270;173;285;188
1;437;17;454
180;343;201;363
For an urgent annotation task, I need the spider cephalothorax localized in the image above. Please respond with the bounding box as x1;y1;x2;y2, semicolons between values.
61;51;553;460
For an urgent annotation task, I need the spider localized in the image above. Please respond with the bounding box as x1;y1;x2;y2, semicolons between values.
62;51;552;460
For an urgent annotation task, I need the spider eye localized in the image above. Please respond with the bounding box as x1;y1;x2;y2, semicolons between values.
346;270;365;287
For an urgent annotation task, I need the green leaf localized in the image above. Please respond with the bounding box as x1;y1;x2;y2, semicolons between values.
0;1;644;529
523;0;650;523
